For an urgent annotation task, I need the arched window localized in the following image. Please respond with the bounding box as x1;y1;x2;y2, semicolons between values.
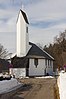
34;58;38;68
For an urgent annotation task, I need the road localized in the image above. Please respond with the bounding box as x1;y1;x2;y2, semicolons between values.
0;78;57;99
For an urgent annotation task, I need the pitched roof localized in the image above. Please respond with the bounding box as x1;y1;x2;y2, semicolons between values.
27;42;54;60
20;9;29;24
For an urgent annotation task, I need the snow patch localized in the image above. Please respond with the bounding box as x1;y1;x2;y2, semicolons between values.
58;71;66;99
35;76;54;78
0;78;22;94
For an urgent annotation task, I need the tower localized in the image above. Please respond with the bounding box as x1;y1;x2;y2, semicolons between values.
16;9;29;57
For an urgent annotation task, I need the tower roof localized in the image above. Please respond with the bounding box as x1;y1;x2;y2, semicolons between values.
17;9;29;24
20;9;29;24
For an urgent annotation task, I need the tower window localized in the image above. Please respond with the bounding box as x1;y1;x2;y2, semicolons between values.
34;58;38;68
26;27;28;33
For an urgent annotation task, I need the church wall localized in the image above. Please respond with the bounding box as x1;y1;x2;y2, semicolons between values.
29;59;53;76
45;60;53;75
29;59;46;76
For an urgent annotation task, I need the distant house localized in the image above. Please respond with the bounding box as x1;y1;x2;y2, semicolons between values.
10;9;54;78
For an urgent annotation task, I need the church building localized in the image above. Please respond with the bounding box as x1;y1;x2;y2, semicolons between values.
10;9;54;78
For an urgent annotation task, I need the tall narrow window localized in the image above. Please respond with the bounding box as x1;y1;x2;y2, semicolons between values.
50;60;52;68
34;58;38;68
48;60;49;67
26;26;28;33
45;59;47;68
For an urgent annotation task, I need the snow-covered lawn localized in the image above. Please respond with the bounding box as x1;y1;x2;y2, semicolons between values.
0;78;22;94
58;71;66;99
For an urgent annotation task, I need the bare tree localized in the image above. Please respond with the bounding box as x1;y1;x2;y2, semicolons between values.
0;44;9;59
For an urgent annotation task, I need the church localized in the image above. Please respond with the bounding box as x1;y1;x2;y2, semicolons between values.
10;9;54;78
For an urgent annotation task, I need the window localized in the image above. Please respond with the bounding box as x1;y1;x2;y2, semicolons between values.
45;59;47;67
34;58;38;68
48;60;49;66
50;60;52;68
26;26;28;33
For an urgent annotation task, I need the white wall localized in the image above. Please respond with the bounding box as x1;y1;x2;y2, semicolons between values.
29;59;46;76
9;68;26;78
46;60;53;75
17;11;29;57
46;68;53;75
29;59;53;76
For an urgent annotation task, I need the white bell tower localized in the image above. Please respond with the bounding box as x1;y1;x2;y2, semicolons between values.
16;9;29;57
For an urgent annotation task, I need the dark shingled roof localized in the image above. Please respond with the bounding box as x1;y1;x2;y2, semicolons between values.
27;42;54;60
11;42;54;68
20;9;29;24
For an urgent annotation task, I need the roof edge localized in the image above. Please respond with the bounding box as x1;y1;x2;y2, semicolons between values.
29;42;54;60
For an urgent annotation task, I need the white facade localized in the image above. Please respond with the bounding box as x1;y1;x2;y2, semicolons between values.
46;59;53;75
9;68;26;78
17;10;29;57
29;59;53;76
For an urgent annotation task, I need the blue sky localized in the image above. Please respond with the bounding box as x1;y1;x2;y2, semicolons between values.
0;0;66;53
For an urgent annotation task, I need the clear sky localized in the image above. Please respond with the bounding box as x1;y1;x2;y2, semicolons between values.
0;0;66;53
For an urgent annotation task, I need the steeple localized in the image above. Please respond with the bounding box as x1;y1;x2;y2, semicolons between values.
16;8;29;57
20;9;29;24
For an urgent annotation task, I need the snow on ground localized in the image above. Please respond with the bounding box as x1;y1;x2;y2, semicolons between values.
58;71;66;99
0;78;22;94
35;76;54;78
